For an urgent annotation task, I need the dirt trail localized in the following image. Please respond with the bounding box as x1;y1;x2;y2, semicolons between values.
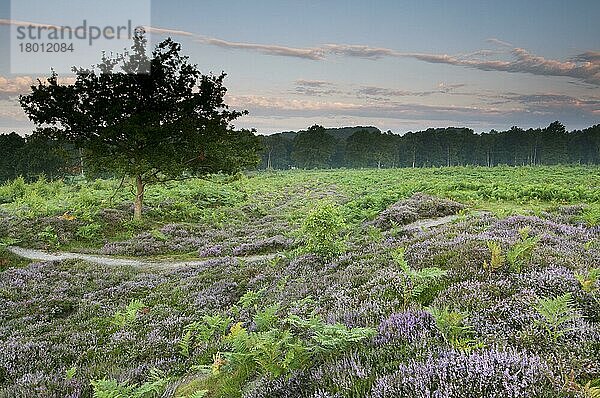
8;215;461;269
7;246;280;270
402;214;461;231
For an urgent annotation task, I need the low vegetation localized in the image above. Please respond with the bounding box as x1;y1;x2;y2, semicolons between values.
0;166;599;397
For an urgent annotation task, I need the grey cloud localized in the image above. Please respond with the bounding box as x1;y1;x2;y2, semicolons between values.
295;80;332;87
0;76;77;99
569;51;600;63
357;83;470;99
323;44;400;59
357;86;435;98
504;93;600;114
3;19;599;85
292;79;341;96
403;48;600;86
486;38;513;47
196;37;325;60
228;94;599;132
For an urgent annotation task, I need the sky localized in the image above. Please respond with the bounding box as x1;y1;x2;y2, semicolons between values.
0;0;599;135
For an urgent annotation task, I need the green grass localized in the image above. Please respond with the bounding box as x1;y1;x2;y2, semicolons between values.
1;165;598;251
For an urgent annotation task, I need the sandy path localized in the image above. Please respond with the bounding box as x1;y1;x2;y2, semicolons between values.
7;215;461;268
402;214;461;231
7;246;280;270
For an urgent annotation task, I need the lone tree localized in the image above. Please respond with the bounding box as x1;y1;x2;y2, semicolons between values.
20;33;260;219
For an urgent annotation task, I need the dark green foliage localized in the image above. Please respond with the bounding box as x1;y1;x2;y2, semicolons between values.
257;122;600;170
346;129;397;168
0;132;75;182
291;125;338;169
534;293;582;343
299;200;346;258
19;35;260;218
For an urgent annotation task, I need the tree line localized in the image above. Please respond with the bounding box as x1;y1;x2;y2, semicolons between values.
0;131;79;182
2;121;600;184
258;122;600;169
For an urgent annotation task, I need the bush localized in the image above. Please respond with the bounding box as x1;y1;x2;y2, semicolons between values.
371;348;556;398
299;201;346;258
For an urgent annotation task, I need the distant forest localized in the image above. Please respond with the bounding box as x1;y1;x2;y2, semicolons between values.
259;122;600;170
1;121;599;182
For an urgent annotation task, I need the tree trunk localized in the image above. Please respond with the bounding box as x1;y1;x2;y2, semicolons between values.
134;175;145;220
79;148;85;177
267;148;273;170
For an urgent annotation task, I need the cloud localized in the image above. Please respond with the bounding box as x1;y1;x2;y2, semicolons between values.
2;19;599;85
142;26;195;37
295;80;331;87
569;51;600;63
0;75;77;99
356;83;470;99
503;93;600;114
486;38;513;47
0;76;39;98
226;94;509;121
196;37;325;60
228;93;599;134
323;44;400;59
0;18;61;29
0;99;28;122
437;83;467;93
292;80;341;96
391;48;600;86
144;23;327;60
317;42;600;86
357;86;435;98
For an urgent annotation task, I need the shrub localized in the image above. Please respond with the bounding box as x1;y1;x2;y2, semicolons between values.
111;299;146;328
371;193;465;230
393;248;447;308
371;348;556;398
375;310;437;345
183;311;375;395
91;369;169;398
299;201;346;258
483;241;504;273
507;227;539;272
76;222;104;242
534;292;582;343
37;225;60;250
575;268;599;293
427;306;482;351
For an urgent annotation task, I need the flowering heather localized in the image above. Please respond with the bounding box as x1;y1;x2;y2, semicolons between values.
1;171;599;397
372;193;465;230
371;348;555;398
376;310;437;345
232;235;294;256
199;244;224;257
100;230;208;256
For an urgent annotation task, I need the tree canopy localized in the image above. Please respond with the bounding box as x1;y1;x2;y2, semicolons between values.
257;122;600;169
291;125;338;169
20;34;260;218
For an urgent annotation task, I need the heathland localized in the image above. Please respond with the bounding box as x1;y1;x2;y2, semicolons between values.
0;166;599;397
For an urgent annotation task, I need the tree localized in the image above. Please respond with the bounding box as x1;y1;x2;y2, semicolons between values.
20;33;260;219
0;133;26;181
291;125;337;168
260;134;292;169
345;129;395;168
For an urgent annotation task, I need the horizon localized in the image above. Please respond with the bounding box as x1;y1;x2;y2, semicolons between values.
1;0;599;135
